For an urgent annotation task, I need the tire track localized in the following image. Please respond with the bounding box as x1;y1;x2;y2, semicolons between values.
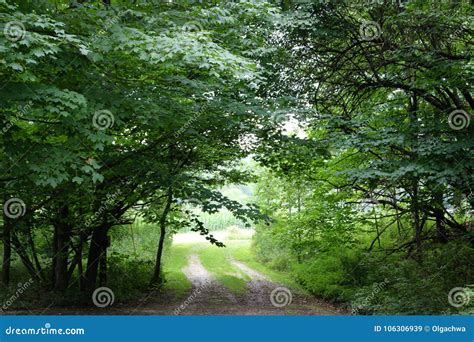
176;254;237;314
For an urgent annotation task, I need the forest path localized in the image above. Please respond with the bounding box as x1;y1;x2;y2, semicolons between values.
178;254;238;309
108;232;344;315
148;252;343;315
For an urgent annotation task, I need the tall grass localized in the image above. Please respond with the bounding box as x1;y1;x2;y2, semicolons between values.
181;208;250;232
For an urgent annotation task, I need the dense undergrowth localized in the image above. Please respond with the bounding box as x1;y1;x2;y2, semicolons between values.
253;220;474;315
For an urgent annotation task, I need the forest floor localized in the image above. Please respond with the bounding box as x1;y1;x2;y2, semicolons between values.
4;229;345;315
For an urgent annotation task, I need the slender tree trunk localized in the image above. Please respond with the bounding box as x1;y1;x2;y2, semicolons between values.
435;210;448;242
373;207;381;248
53;206;71;291
99;234;109;286
27;224;44;282
67;233;86;290
52;222;57;285
2;214;11;286
297;183;301;213
11;232;40;281
411;181;423;260
150;188;173;286
408;88;423;260
78;247;84;290
67;234;85;285
84;224;109;291
393;188;402;238
434;192;448;242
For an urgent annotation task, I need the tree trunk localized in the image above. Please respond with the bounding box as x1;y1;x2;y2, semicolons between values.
408;89;423;260
52;222;57;285
411;181;423;260
434;192;448;242
2;214;11;286
10;232;40;281
67;233;86;290
150;188;173;286
53;206;71;291
84;224;109;291
373;207;382;248
27;223;44;282
99;234;109;286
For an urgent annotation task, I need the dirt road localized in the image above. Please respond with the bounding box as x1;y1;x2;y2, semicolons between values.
139;254;343;315
4;253;343;315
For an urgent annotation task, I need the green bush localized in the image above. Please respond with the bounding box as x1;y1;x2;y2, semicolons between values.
253;217;474;314
107;253;155;300
253;222;294;270
356;240;474;315
292;249;367;303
